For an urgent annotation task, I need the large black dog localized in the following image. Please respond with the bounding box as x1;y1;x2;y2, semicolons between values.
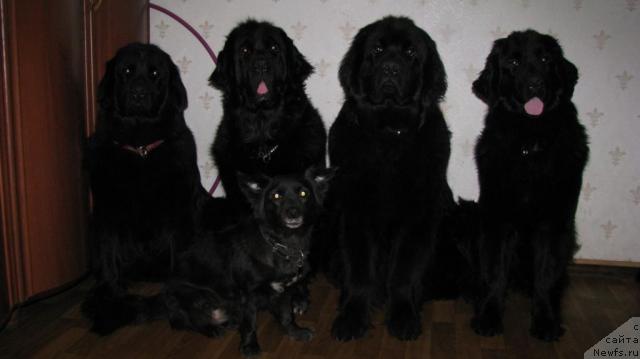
82;43;207;334
209;20;326;210
322;17;456;341
164;167;335;356
464;30;589;341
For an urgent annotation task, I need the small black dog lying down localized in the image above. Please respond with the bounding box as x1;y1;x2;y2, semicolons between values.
458;30;589;342
82;43;207;335
165;167;335;356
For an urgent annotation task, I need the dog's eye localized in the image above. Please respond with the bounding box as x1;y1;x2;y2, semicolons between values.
123;66;133;76
272;192;282;200
540;56;548;63
299;190;307;198
240;46;250;56
270;44;279;53
510;59;520;67
373;46;384;55
405;47;416;57
150;69;159;78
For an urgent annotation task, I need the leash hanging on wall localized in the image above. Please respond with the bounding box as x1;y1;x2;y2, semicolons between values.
149;3;221;196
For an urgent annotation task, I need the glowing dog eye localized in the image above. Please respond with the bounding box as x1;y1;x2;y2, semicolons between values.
510;59;520;66
540;56;548;63
272;192;281;200
240;46;250;55
373;46;383;55
299;191;307;198
270;44;279;52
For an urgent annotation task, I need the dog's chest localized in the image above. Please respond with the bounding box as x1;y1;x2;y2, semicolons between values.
511;139;555;179
267;255;309;294
269;272;304;294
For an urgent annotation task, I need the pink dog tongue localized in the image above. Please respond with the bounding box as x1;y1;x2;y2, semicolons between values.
524;97;544;116
257;81;269;95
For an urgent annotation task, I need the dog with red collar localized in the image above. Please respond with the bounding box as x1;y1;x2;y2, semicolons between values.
82;43;208;335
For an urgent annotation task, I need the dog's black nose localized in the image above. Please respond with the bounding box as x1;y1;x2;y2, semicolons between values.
527;77;544;92
382;61;400;76
285;207;301;219
131;87;148;101
254;59;269;74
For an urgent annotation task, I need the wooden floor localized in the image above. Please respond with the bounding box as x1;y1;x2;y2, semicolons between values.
0;267;638;359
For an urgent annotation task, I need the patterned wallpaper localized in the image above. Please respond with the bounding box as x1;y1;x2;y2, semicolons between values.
149;0;640;263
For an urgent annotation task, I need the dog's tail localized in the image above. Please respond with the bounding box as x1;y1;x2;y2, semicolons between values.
82;284;166;335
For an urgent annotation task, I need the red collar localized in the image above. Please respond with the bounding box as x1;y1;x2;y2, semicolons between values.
114;139;165;158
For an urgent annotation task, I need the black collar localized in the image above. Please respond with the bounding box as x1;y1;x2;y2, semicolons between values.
520;141;543;157
254;144;279;164
258;226;306;269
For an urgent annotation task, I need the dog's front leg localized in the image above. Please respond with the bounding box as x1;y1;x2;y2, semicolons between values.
385;224;431;341
82;232;131;335
529;224;571;342
471;221;515;337
270;290;314;341
238;300;260;357
289;278;310;316
331;214;375;341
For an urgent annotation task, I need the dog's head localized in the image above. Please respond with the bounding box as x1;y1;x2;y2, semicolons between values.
238;167;336;232
98;43;187;118
339;16;446;110
473;30;578;117
209;20;313;109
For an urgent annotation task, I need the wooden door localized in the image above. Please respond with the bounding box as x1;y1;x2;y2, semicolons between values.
0;0;148;324
85;0;149;134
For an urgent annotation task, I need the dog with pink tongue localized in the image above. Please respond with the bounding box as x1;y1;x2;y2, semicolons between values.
458;30;589;343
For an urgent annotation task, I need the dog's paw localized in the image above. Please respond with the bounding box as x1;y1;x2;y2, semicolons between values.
288;326;314;341
530;320;565;342
331;311;369;341
385;303;421;341
470;314;503;337
292;297;309;316
240;341;261;357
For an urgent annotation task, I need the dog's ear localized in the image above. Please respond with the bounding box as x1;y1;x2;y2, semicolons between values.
305;166;337;204
209;42;234;93
237;172;271;207
558;56;578;100
97;56;117;112
167;58;188;111
421;35;447;108
281;30;313;84
473;38;505;105
339;24;373;99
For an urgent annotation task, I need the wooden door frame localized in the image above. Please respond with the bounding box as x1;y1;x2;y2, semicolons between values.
0;0;29;313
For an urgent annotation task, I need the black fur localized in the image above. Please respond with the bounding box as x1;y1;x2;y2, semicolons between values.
465;30;589;342
208;20;326;213
82;43;207;335
320;16;456;341
164;167;335;357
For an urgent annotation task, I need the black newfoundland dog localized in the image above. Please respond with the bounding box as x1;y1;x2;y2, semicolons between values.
208;20;326;212
82;43;207;334
322;16;456;341
463;30;589;341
